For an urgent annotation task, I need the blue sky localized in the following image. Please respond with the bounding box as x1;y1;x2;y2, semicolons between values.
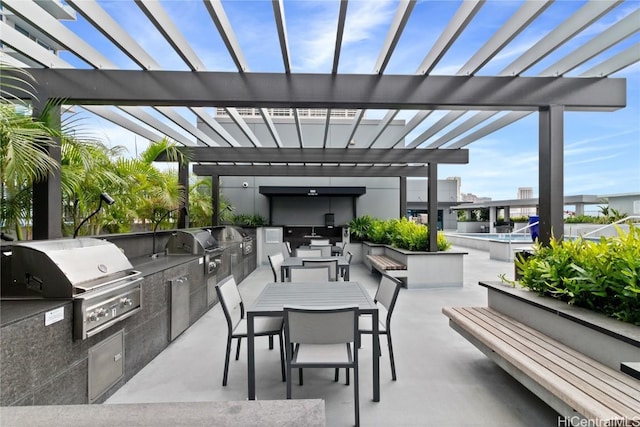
60;0;640;201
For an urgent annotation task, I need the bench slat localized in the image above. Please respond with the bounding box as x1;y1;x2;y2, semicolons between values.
366;255;406;271
443;306;639;423
472;308;640;399
467;307;640;418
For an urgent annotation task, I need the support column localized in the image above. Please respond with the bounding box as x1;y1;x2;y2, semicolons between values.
32;97;62;240
539;105;564;245
178;160;189;228
211;174;220;225
399;177;407;219
427;163;438;252
489;208;497;233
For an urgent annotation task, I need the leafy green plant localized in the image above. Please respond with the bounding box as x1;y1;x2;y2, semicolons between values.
515;225;640;325
232;213;267;227
347;215;373;241
355;215;451;252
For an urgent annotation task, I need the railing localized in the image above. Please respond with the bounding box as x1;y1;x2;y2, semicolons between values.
507;221;538;260
581;216;640;237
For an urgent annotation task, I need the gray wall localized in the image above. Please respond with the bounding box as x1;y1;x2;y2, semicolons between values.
606;193;640;217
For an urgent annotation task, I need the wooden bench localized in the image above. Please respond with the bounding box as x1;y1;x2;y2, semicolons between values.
442;306;640;425
366;254;407;278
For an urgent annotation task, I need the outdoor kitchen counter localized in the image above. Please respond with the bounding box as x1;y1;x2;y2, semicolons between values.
129;253;202;276
1;299;69;328
0;255;200;328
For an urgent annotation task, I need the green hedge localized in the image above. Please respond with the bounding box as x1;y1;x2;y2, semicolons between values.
349;216;451;252
515;225;640;325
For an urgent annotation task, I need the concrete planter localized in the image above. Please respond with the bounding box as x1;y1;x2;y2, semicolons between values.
363;242;467;289
456;221;489;233
480;281;640;372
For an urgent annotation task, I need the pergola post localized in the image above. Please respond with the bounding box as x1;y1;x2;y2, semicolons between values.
32;97;62;240
211;174;220;225
539;105;565;245
427;162;438;252
399;177;407;219
178;160;189;228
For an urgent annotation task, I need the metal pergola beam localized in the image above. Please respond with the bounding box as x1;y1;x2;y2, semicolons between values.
166;147;469;164
19;69;627;111
192;165;436;178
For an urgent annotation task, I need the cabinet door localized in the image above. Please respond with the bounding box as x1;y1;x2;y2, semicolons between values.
170;276;190;341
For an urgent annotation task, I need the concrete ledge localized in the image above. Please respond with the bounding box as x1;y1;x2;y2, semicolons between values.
0;399;326;427
363;242;466;289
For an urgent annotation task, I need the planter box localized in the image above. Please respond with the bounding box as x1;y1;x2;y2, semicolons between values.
456;221;489;233
363;242;467;289
480;281;640;372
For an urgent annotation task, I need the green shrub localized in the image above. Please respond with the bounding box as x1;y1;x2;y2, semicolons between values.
347;215;373;240
515;224;640;325
231;214;267;227
350;215;451;251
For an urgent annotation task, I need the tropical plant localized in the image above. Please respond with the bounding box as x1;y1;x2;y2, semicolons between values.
231;213;267;227
514;225;640;325
352;215;450;251
1;64;59;239
347;215;373;241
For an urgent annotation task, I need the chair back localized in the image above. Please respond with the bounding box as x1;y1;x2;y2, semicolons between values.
215;275;244;330
302;259;338;281
285;306;358;345
376;274;402;325
268;252;285;281
345;251;353;264
310;239;330;246
288;266;330;282
284;241;292;257
296;248;322;257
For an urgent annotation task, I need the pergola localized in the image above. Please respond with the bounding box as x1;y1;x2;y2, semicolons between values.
2;0;637;250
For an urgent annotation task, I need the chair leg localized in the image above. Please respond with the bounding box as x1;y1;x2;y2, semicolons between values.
346;368;350;386
235;337;242;360
222;336;233;386
286;365;292;399
278;333;286;382
354;367;360;427
334;368;339;382
268;335;274;350
387;333;397;381
299;368;303;386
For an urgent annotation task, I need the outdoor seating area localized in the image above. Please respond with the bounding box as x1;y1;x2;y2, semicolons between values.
103;247;561;426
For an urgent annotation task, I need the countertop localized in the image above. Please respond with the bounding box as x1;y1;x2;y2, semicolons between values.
0;254;201;328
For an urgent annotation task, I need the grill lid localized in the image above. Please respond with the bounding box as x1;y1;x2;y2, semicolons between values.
165;228;219;255
11;238;133;296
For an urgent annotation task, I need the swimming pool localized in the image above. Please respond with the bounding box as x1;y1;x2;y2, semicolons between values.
456;233;534;242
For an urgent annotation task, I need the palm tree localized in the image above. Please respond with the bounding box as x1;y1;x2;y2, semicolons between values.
1;63;58;239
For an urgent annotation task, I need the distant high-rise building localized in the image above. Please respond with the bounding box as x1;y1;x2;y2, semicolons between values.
515;187;535;216
215;108;359;119
446;177;462;202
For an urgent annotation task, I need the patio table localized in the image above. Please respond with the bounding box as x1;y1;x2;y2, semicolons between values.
247;281;380;402
281;256;350;281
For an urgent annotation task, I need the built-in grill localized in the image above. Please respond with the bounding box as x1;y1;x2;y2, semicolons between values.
211;226;254;255
9;238;143;340
165;228;225;275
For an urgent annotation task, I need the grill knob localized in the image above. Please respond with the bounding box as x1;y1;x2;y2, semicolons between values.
96;308;109;318
120;297;133;307
88;312;98;322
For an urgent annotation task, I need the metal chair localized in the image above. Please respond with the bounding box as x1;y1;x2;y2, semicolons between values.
331;241;347;256
284;241;292;257
339;251;353;281
284;305;360;427
359;273;402;380
215;275;285;386
287;266;330;282
302;259;339;281
268;252;285;282
296;248;322;257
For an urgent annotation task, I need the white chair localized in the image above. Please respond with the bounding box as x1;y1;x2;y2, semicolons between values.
268;252;285;282
284;241;292;257
296;248;322;257
284;305;360;427
339;251;353;281
359;274;402;380
215;275;285;386
302;259;338;281
288;266;330;282
331;241;347;256
309;239;330;246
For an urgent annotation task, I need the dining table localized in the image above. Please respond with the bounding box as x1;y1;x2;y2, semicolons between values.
246;281;380;402
280;255;351;281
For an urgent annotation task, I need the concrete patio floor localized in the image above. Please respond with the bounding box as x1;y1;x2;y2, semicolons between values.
106;246;559;426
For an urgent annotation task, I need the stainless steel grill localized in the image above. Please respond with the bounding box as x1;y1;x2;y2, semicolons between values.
9;238;142;340
165;228;224;274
